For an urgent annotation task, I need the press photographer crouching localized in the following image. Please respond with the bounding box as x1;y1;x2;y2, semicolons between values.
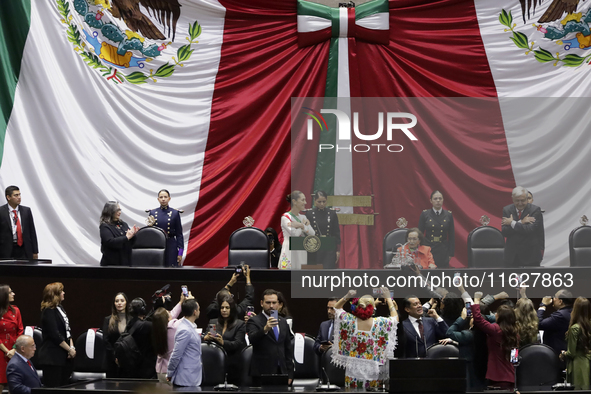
205;264;254;320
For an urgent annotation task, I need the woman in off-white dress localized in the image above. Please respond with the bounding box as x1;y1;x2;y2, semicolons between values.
279;190;314;269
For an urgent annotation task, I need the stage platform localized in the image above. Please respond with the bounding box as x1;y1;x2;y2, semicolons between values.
28;378;591;393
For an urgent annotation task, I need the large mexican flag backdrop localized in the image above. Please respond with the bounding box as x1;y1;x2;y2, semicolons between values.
1;0;590;267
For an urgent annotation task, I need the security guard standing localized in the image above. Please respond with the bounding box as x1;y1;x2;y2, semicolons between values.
147;189;184;267
305;190;341;269
418;190;454;268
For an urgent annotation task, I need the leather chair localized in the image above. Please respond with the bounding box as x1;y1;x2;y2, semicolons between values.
569;226;591;266
426;343;459;358
30;327;43;373
201;342;227;385
467;226;505;268
130;226;167;267
239;345;253;387
293;334;320;388
383;228;408;266
228;227;269;268
516;344;560;390
72;329;107;381
320;346;345;386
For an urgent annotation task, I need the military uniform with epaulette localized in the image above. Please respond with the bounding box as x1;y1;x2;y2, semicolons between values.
147;206;183;267
418;208;455;268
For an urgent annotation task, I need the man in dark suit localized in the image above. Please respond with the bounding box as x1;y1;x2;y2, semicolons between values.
0;186;38;259
246;289;294;385
399;296;448;358
501;186;544;267
313;298;338;355
538;289;573;355
7;335;42;394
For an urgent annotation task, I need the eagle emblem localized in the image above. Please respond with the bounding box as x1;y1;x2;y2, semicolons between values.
57;0;201;84
500;0;591;67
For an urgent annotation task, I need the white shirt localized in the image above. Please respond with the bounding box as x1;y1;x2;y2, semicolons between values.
409;314;443;337
8;206;21;241
15;352;34;370
432;208;442;215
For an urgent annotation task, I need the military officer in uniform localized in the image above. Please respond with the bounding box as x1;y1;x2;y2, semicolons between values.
305;190;341;269
147;190;184;267
418;190;455;268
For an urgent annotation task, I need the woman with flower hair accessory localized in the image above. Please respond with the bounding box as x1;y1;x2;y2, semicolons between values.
333;287;398;390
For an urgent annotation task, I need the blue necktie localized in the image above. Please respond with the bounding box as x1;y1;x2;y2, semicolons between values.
273;325;279;340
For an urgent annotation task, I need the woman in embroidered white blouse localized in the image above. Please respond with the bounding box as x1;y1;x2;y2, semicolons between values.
278;190;314;269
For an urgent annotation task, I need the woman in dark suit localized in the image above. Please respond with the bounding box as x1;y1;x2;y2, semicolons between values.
38;282;75;387
99;201;138;266
418;190;455;268
101;292;130;377
119;298;155;379
204;294;246;385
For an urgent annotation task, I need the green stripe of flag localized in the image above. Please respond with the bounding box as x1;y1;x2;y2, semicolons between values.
0;0;31;165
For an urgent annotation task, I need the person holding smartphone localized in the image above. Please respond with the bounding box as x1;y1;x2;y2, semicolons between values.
313;298;338;355
471;291;519;391
205;265;254;320
246;289;294;386
203;294;245;385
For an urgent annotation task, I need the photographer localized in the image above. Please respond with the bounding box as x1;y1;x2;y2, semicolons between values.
205;265;254;320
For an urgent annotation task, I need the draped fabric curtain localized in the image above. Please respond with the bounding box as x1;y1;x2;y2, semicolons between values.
189;0;514;268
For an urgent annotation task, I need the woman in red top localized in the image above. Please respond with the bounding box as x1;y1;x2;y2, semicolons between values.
471;293;519;390
0;284;24;392
397;228;436;269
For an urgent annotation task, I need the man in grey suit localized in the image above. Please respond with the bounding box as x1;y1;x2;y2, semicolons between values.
167;299;202;386
0;186;38;259
502;186;544;267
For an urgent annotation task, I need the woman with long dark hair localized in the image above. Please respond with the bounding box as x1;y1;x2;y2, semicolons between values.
472;293;519;391
560;297;591;390
440;292;464;327
38;282;75;387
99;201;139;266
0;285;23;393
101;292;130;377
152;293;187;383
204;294;245;385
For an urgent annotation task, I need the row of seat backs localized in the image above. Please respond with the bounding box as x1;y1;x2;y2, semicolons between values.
29;327;226;385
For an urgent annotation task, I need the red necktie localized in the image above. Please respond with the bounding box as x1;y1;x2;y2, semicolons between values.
518;210;522;220
27;360;32;368
13;210;23;246
417;319;424;341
